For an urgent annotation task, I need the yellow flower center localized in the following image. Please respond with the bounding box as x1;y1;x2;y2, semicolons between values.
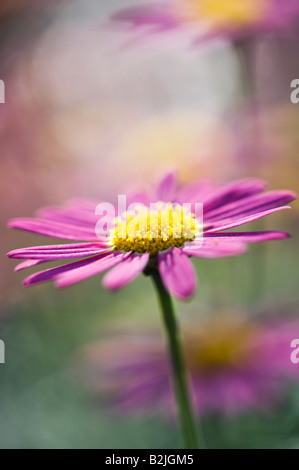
184;316;259;370
110;203;198;255
182;0;268;27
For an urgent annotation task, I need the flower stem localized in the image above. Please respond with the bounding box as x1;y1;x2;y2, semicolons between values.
151;271;202;449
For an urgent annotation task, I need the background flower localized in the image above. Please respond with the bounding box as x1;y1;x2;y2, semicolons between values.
113;0;299;43
81;312;299;416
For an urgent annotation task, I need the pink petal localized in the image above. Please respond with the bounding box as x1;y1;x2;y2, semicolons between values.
37;206;100;228
155;172;178;202
126;191;150;209
183;231;290;258
14;259;48;272
206;190;296;222
176;181;216;205
56;252;128;288
7;243;110;260
206;206;291;233
23;251;122;287
158;247;197;300
203;178;268;213
183;238;247;258
112;4;180;32
8;218;100;241
203;231;290;243
64;197;102;211
102;253;149;291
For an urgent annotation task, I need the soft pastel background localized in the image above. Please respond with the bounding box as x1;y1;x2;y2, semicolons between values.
0;0;299;448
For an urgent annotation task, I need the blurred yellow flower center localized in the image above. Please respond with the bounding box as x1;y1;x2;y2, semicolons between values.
184;317;258;370
110;203;197;255
184;0;268;26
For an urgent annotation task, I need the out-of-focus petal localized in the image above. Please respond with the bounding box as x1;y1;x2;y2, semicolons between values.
112;3;180;32
155;172;178;202
176;181;216;205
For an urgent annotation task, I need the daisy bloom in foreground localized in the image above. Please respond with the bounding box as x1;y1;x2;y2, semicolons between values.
112;0;299;43
83;314;299;416
7;172;296;449
7;174;295;300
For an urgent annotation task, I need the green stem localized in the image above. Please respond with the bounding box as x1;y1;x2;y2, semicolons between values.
151;271;202;449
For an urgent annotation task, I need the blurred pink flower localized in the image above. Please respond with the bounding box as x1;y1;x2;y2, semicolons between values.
113;0;299;43
7;173;295;299
83;314;299;416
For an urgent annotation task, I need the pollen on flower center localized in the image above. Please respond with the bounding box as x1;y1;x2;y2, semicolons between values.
109;202;198;255
183;0;268;26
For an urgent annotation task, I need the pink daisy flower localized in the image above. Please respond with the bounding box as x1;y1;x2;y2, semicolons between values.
7;173;295;300
112;0;299;43
83;314;299;416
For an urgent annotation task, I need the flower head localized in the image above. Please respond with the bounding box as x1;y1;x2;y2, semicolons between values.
110;202;198;255
7;173;295;299
83;314;299;415
112;0;299;43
